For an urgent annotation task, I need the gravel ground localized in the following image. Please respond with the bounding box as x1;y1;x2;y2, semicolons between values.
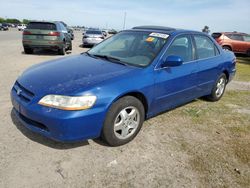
0;29;249;188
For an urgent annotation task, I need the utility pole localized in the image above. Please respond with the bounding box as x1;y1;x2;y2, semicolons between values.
123;12;127;30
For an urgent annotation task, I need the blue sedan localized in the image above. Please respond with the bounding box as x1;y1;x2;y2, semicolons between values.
11;26;236;146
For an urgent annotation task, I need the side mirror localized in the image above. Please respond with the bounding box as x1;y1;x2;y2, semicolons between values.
161;55;183;67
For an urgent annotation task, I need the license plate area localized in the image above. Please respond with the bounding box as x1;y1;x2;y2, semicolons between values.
36;35;43;39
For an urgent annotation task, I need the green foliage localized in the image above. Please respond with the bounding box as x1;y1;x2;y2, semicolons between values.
0;17;21;24
22;19;30;24
0;17;5;23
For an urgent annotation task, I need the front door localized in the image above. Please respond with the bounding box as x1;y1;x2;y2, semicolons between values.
152;35;199;115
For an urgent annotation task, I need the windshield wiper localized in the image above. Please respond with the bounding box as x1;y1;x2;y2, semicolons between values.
91;54;127;66
83;51;97;59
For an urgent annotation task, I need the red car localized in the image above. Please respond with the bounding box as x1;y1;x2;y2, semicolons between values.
212;32;250;56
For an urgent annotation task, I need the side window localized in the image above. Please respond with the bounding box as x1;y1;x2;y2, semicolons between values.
194;35;218;59
59;23;67;32
228;34;244;41
243;35;250;42
165;35;193;62
57;23;62;31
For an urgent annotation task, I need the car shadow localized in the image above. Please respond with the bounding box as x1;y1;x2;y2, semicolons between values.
79;44;92;49
21;49;71;56
10;109;89;149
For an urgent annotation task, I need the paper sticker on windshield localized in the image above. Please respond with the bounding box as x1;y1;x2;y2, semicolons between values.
149;33;169;39
146;37;155;42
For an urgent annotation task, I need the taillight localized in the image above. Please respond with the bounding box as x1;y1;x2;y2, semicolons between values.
48;32;60;36
23;31;32;35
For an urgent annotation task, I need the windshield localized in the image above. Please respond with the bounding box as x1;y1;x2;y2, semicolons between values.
86;30;102;35
88;31;168;67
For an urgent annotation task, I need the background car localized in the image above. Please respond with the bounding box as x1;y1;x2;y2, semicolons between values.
102;30;107;37
108;29;117;34
17;24;26;31
60;21;74;40
82;29;104;47
22;21;72;55
212;32;250;56
1;23;9;31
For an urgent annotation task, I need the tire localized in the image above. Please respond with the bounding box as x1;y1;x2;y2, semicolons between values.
247;49;250;57
24;48;33;54
205;73;227;101
68;41;72;51
102;96;145;146
222;46;232;51
58;45;66;55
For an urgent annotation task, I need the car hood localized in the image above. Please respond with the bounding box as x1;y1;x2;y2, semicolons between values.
18;54;137;96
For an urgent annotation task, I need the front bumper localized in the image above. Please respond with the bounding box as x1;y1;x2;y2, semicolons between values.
11;88;106;142
228;68;236;83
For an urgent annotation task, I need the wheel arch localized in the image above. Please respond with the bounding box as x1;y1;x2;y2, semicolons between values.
222;44;232;51
111;91;149;119
222;69;229;83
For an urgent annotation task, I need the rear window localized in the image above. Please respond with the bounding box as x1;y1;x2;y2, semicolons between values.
86;30;102;35
211;33;222;39
243;35;250;42
226;34;244;41
27;22;56;30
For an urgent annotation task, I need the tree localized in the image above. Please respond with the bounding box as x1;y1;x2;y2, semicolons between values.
202;26;210;34
22;19;30;24
0;17;5;23
5;18;21;24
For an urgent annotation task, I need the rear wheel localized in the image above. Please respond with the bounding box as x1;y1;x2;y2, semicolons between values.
205;73;227;101
24;48;33;54
247;49;250;57
222;46;232;51
58;45;66;55
101;96;145;146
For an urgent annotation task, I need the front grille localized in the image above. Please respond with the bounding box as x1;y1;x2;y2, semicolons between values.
13;82;34;102
19;112;49;132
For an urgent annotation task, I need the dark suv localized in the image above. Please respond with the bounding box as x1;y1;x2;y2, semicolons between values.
212;32;250;56
23;21;72;55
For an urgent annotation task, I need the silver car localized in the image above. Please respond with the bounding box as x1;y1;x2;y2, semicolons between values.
82;30;104;46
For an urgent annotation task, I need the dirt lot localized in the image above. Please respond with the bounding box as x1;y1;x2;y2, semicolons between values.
0;29;249;188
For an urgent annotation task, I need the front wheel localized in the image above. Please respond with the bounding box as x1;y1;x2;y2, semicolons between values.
101;96;145;146
206;73;227;101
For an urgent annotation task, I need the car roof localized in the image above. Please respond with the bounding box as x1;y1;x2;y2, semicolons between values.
127;25;201;35
28;21;59;24
214;32;248;35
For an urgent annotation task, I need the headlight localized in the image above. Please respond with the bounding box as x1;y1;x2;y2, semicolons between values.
38;95;97;110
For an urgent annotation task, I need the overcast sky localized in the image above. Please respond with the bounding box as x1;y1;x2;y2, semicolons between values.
0;0;249;33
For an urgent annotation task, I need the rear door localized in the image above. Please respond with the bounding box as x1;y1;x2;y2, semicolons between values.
193;34;221;95
58;22;71;44
153;34;199;114
242;35;250;53
226;34;245;53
